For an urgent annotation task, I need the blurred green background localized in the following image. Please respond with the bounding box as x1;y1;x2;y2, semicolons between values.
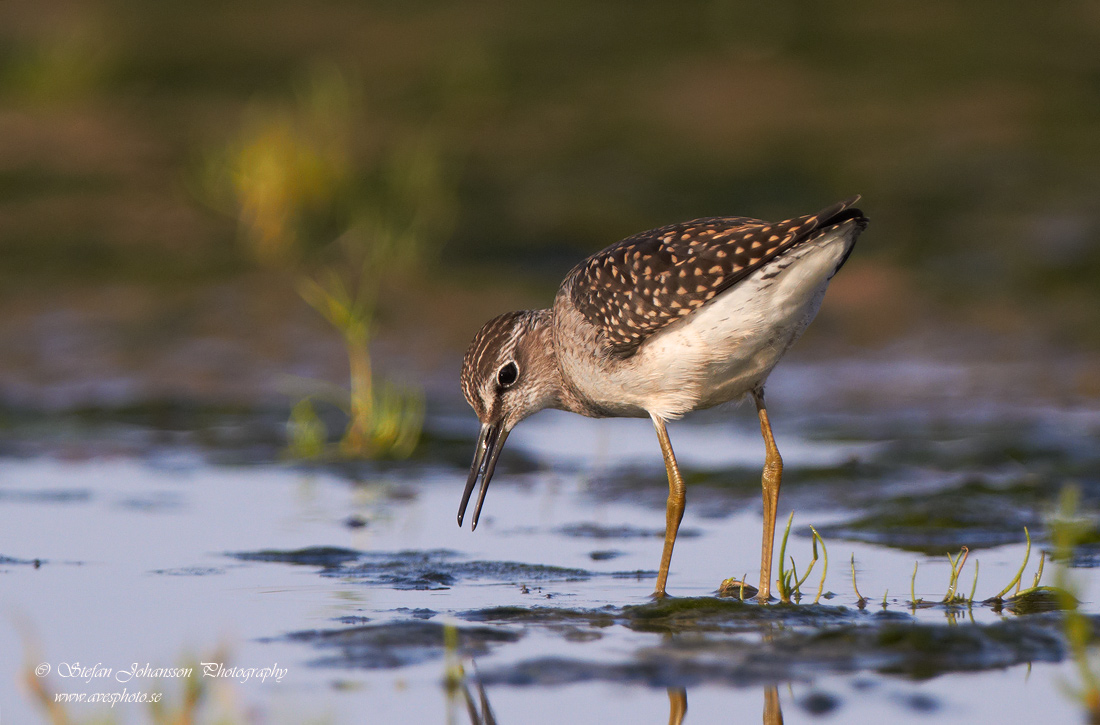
1;0;1098;408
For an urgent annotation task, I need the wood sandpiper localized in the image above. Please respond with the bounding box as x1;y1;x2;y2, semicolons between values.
459;197;868;599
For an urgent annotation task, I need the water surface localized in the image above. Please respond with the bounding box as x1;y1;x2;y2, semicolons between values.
2;361;1099;723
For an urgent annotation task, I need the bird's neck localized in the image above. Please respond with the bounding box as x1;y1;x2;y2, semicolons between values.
523;308;594;418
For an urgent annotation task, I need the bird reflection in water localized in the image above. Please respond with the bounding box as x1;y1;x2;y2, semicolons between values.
450;672;784;724
667;688;687;724
763;685;784;725
451;662;496;725
665;686;784;725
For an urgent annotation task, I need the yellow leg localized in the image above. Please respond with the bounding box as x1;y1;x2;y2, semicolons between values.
764;684;784;725
652;415;685;597
753;388;783;602
667;687;688;725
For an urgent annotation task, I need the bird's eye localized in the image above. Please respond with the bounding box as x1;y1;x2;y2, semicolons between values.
497;361;519;388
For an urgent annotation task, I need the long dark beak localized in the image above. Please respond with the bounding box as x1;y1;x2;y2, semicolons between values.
458;422;510;530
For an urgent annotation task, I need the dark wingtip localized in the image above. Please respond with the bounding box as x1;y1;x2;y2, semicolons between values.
820;196;868;231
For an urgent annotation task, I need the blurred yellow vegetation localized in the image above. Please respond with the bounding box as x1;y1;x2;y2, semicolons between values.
231;118;345;264
225;70;352;265
205;65;455;459
1051;486;1100;722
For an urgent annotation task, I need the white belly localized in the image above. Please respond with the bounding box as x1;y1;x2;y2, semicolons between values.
587;228;854;419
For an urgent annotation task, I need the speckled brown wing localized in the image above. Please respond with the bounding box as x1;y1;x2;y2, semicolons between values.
566;197;866;357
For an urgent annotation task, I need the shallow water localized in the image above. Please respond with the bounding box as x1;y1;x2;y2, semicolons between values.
2;368;1100;723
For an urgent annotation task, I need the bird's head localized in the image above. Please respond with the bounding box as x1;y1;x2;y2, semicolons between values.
458;309;558;529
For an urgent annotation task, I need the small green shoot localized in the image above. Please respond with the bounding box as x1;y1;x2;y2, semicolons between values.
776;512;795;602
810;525;828;604
716;572;755;600
910;561;922;608
1015;550;1046;594
776;513;823;603
968;559;980;605
1050;485;1100;721
992;527;1032;601
942;546;969;604
851;553;867;608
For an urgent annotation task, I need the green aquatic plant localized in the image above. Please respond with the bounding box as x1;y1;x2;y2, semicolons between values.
909;562;922;609
942;546;970;604
775;513;825;604
851;553;868;608
968;559;980;605
993;527;1033;601
207;64;454;460
717;571;757;600
297;266;426;459
900;527;1065;614
1050;485;1100;721
982;526;1057;608
811;526;828;605
719;516;827;603
741;519;1069;618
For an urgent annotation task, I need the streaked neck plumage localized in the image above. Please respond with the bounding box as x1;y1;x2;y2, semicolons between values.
460;308;594;432
458;307;589;530
505;309;593;420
